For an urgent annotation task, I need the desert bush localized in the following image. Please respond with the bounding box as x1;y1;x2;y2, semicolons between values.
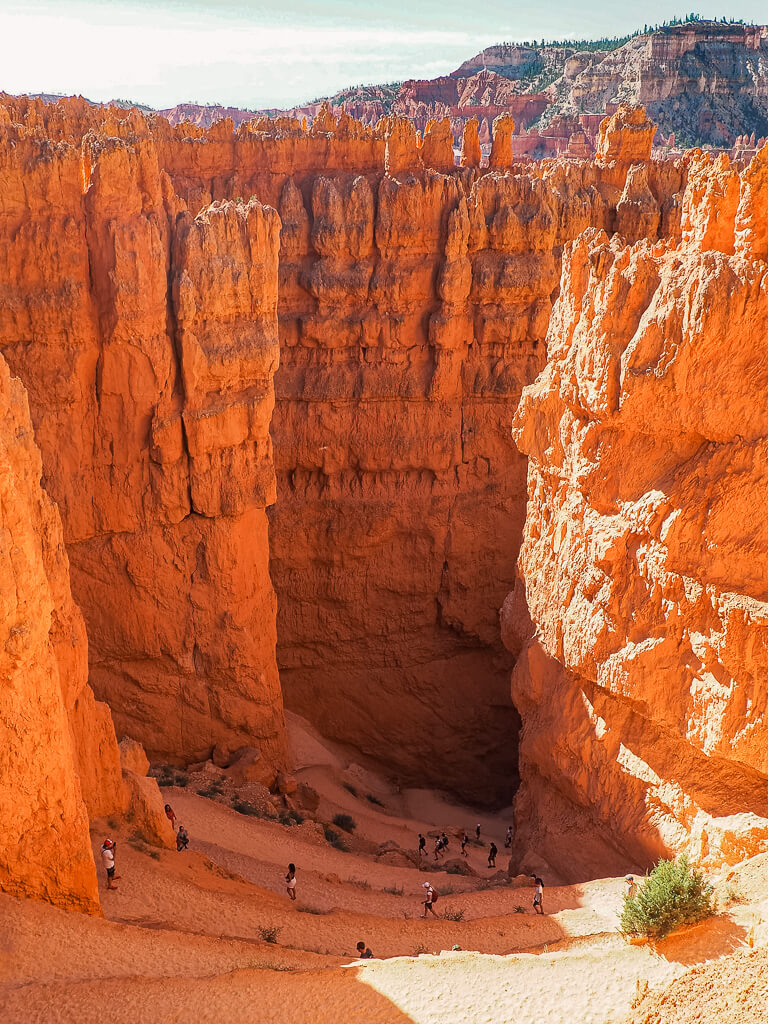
412;943;429;956
446;862;465;875
620;856;714;940
332;813;357;833
366;793;384;807
278;809;304;826
384;884;404;896
296;905;329;915
232;799;261;816
175;772;189;788
346;877;371;889
324;825;349;851
514;905;526;914
443;908;465;922
342;782;358;797
258;925;281;944
196;781;224;799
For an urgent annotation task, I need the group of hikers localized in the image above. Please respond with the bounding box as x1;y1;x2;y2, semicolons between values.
165;803;190;850
418;823;513;870
100;803;548;930
98;803;189;887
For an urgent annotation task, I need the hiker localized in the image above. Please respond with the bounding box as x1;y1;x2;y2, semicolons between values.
441;831;449;852
418;833;426;858
433;836;442;861
475;823;481;841
356;940;374;959
504;825;513;849
532;875;544;915
460;832;469;857
285;862;297;901
164;803;177;831
421;881;439;918
176;825;189;851
100;838;120;891
625;874;638;900
488;841;498;868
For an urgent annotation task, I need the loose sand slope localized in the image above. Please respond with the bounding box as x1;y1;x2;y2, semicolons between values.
3;723;767;1023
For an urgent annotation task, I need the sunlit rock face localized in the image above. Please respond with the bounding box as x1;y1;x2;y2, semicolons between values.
0;353;118;913
0;98;287;770
0;93;689;809
507;144;768;880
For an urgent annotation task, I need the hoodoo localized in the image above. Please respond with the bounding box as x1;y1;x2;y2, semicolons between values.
1;88;767;916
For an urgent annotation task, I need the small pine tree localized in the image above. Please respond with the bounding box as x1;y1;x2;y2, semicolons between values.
620;856;714;940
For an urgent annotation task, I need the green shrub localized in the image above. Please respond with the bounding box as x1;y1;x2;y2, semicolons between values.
197;784;223;799
232;799;261;816
443;908;465;921
322;824;349;851
620;856;714;940
258;925;281;944
279;809;304;826
333;813;357;833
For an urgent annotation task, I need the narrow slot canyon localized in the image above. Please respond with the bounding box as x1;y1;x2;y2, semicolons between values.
1;91;768;923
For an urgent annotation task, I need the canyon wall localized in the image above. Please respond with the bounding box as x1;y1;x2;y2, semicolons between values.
0;354;108;912
507;146;768;879
0;99;286;769
0;95;688;804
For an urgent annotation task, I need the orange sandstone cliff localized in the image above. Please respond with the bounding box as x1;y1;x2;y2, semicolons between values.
0;354;111;911
506;145;768;879
0;95;688;805
0;101;287;770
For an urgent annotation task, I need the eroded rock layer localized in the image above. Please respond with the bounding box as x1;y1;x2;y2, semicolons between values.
508;146;768;878
0;354;112;912
0;99;286;767
0;95;688;802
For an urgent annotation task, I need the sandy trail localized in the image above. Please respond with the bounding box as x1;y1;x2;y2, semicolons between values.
3;729;765;1023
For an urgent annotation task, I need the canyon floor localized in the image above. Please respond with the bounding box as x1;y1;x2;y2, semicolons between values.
3;718;767;1024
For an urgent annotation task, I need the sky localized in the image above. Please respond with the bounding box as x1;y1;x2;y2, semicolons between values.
1;1;765;110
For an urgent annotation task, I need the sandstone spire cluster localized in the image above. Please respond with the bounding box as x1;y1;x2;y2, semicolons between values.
1;89;767;910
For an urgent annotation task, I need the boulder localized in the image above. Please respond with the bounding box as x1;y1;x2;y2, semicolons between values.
444;858;478;877
118;736;150;777
275;772;298;796
225;746;276;788
123;771;175;849
295;782;320;813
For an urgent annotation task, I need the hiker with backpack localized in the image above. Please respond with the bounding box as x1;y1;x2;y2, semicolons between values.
488;841;498;868
504;825;513;849
418;833;426;859
421;881;439;918
460;832;469;857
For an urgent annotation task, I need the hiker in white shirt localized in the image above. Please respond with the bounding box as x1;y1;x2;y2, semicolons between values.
100;838;120;890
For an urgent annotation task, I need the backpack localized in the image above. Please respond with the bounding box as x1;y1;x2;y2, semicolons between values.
430;889;438;903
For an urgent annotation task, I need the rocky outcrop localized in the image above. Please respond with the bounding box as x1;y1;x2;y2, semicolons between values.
0;355;115;913
153;22;768;159
0;94;692;813
507;144;768;879
0;103;287;770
